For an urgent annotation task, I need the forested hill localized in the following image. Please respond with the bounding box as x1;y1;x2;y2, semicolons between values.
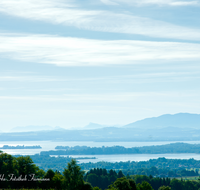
40;142;200;155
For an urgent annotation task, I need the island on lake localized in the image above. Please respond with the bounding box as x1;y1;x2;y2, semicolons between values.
40;142;200;155
0;145;42;149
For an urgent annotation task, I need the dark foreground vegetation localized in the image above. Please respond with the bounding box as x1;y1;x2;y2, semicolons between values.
1;151;200;190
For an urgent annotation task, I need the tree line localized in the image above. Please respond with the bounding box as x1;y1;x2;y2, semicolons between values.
26;154;200;178
42;143;200;155
84;168;200;190
1;152;200;190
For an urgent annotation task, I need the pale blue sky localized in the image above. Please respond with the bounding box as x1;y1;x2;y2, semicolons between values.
0;0;200;131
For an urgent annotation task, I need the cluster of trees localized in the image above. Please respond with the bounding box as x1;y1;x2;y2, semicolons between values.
84;168;200;190
84;168;125;189
0;152;45;189
42;143;200;155
1;152;200;190
0;152;91;189
119;166;198;178
22;154;72;172
22;154;200;178
80;157;200;172
16;154;95;172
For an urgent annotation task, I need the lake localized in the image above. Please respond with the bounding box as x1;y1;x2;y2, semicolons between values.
67;153;200;163
2;140;200;155
1;140;200;163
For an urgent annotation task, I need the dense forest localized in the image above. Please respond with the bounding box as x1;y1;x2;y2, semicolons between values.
84;168;200;190
25;154;200;178
79;157;200;172
42;143;200;155
1;151;200;190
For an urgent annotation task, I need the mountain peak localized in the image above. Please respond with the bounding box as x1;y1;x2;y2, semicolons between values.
123;113;200;129
84;122;108;129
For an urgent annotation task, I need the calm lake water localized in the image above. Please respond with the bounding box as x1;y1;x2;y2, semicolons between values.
1;141;200;163
70;153;200;163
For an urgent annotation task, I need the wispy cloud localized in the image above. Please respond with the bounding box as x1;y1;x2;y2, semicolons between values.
0;0;200;40
0;33;200;66
170;1;198;6
105;0;199;6
0;93;141;103
0;76;63;82
103;72;200;84
100;0;119;5
0;91;198;102
1;71;199;83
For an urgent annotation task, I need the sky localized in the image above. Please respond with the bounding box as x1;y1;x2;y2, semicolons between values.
0;0;200;131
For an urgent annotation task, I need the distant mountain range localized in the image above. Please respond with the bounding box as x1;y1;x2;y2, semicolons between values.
83;123;121;129
84;113;200;130
123;113;200;129
3;113;200;142
83;123;108;129
9;113;200;133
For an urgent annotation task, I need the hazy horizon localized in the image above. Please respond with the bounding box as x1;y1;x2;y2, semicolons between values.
1;112;199;133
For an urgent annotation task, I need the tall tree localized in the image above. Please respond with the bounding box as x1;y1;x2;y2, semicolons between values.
107;177;137;190
63;159;85;190
137;181;153;190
